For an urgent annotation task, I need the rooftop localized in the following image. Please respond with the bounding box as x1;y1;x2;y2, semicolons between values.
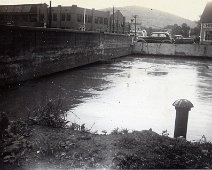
201;2;212;23
0;4;47;13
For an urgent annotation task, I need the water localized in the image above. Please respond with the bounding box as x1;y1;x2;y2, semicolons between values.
0;55;212;141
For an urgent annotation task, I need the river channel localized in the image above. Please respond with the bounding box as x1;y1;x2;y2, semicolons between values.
0;55;212;141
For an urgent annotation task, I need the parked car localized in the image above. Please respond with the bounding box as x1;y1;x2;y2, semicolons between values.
193;36;200;44
142;32;173;43
173;35;194;44
136;36;147;43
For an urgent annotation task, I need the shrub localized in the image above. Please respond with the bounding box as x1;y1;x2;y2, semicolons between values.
120;128;129;134
110;128;121;135
30;99;69;128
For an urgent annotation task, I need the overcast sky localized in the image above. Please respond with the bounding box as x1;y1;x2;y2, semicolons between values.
0;0;211;21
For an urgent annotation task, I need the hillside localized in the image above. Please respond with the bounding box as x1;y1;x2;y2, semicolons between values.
102;6;196;28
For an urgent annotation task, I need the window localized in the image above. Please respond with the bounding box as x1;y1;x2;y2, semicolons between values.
66;14;71;21
30;15;37;22
14;15;19;21
88;15;92;23
39;14;44;22
77;14;83;22
23;15;29;22
95;17;98;24
98;17;103;24
0;15;3;21
205;31;212;41
61;13;65;21
53;13;57;21
104;18;108;25
151;33;158;37
159;34;166;37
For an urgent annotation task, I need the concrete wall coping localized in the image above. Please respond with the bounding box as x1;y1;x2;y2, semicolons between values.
0;24;130;37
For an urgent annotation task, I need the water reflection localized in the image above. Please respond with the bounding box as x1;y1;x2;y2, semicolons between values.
0;56;212;141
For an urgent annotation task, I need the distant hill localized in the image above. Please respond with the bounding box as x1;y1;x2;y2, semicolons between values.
102;6;196;28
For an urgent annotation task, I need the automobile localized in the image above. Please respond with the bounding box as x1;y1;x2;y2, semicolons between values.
142;32;173;43
173;35;194;44
136;36;147;43
193;36;200;44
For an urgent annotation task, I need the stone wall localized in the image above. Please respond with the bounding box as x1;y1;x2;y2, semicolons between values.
133;42;212;58
0;25;132;86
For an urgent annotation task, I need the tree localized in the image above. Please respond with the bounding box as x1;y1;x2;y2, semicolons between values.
172;24;183;36
190;16;201;37
181;23;190;37
147;27;152;36
164;21;201;38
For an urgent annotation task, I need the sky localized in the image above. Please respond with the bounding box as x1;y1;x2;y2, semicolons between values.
0;0;211;21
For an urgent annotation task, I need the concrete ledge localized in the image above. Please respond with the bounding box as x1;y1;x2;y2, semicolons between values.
0;25;132;86
133;42;212;58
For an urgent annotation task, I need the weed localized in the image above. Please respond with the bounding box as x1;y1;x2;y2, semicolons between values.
30;99;69;128
112;152;144;169
101;130;107;135
162;130;169;137
110;128;120;135
120;128;129;134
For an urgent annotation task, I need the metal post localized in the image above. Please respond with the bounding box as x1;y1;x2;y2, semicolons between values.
59;5;61;28
117;11;119;33
112;6;115;33
91;8;94;31
134;16;137;37
123;17;125;34
83;8;86;31
130;19;133;35
133;15;138;39
49;1;52;28
172;99;194;139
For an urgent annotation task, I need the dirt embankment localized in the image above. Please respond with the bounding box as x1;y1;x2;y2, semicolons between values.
1;120;212;170
1;100;212;169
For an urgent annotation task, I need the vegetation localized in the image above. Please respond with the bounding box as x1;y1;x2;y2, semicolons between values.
112;131;212;169
29;99;69;128
163;16;201;39
1;101;212;169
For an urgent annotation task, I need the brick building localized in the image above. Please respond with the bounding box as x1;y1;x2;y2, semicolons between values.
200;2;212;44
50;5;110;32
0;4;48;27
0;3;129;34
110;10;128;34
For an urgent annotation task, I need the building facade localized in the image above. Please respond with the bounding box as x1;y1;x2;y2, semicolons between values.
0;3;130;34
0;4;48;27
130;22;147;37
200;2;212;44
110;10;128;34
50;5;110;32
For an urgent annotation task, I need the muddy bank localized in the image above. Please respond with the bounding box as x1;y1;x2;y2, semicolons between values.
1;120;212;169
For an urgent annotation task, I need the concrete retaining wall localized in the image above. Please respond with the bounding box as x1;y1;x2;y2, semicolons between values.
0;25;132;86
133;42;212;58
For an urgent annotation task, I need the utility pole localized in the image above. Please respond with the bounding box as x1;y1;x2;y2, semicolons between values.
130;19;134;35
123;17;125;34
133;15;138;38
83;8;86;31
112;6;115;33
49;1;52;28
117;11;119;33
